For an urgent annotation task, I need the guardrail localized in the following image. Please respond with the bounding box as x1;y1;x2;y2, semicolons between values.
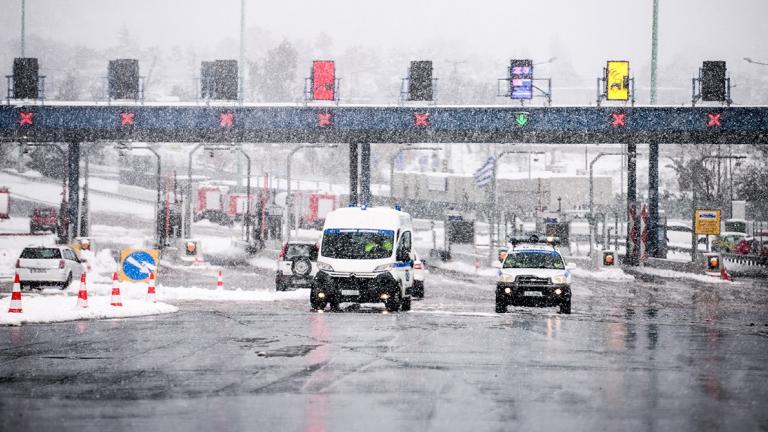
723;253;768;267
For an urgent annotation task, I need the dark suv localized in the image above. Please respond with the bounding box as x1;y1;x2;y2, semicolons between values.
30;208;58;234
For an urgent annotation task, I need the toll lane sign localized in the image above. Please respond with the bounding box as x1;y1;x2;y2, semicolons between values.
119;248;160;282
695;209;721;235
606;61;630;101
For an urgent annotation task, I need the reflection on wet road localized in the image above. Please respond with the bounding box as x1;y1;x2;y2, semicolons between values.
1;267;767;431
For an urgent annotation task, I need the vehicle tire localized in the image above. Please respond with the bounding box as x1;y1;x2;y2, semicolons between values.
495;292;507;313
401;295;411;312
559;299;572;314
276;280;285;291
384;289;401;312
61;272;72;290
412;281;424;298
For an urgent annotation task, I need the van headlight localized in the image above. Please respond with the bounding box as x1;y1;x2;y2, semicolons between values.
317;262;334;272
551;275;567;285
373;263;391;272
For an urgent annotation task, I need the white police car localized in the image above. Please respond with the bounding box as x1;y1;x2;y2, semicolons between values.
495;235;575;314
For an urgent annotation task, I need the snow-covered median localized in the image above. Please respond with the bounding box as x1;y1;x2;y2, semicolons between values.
571;267;635;281
0;294;178;326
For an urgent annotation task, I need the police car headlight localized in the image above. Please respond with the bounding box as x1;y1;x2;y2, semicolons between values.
551;275;567;285
373;263;391;272
317;262;334;272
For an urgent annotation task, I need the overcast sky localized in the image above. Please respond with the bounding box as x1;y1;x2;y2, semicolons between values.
1;0;766;102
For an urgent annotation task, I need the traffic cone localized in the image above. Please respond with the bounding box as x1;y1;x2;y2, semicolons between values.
76;273;88;308
720;267;732;282
8;273;22;313
110;271;123;307
216;270;223;289
146;272;157;303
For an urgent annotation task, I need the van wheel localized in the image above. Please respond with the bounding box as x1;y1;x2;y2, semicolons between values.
401;295;411;312
61;272;72;290
559;299;572;314
412;281;424;298
384;290;401;312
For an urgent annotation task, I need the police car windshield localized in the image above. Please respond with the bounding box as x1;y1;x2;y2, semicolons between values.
503;251;564;269
321;229;394;260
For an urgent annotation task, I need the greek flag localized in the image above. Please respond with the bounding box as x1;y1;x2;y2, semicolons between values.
473;156;496;187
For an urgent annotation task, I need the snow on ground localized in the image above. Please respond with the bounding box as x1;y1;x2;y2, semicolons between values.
250;256;277;271
630;266;735;285
0;294;177;326
571;267;635;281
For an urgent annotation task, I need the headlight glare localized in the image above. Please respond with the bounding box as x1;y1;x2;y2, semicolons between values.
551;275;567;285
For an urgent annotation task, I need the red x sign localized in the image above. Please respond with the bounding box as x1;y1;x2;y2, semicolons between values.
220;112;234;128
19;112;33;126
610;112;626;127
707;113;722;127
120;112;135;127
317;112;332;127
414;112;429;128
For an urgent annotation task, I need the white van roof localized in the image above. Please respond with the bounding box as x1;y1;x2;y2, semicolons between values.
323;206;412;231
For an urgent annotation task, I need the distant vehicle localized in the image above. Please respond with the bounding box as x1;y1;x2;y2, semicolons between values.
409;251;426;298
276;241;318;291
713;232;747;253
735;237;768;257
723;219;747;234
16;245;84;290
194;209;234;227
496;235;575;314
665;222;706;249
294;193;338;230
29;207;58;234
195;185;226;218
313;206;414;312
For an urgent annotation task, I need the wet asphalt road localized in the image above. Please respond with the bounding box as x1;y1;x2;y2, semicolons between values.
1;265;767;432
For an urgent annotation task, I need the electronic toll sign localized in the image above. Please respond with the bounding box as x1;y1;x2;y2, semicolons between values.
509;59;534;100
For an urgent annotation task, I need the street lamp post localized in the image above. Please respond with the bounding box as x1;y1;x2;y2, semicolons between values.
744;57;768;66
285;144;337;242
389;146;441;198
117;143;163;246
589;152;623;257
690;154;747;262
185;143;204;239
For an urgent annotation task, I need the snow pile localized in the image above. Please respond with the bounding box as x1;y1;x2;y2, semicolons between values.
571;267;635;281
430;259;499;278
632;266;735;284
250;256;277;271
0;294;177;326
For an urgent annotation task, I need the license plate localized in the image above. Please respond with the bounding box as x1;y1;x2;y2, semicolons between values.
524;291;543;297
293;280;307;285
30;268;47;273
341;289;358;296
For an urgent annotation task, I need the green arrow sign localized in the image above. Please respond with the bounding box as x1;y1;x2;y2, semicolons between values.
515;113;529;127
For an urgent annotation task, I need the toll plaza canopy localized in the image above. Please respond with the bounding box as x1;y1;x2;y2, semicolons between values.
1;104;767;144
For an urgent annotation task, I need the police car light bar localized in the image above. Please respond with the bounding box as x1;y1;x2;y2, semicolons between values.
508;234;561;246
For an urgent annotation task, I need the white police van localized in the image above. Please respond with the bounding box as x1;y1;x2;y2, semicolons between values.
495;235;576;314
313;206;415;312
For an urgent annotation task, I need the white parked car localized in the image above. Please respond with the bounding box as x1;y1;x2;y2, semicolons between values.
313;206;415;312
16;245;85;290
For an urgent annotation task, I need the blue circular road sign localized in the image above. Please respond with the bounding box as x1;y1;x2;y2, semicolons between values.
122;251;156;281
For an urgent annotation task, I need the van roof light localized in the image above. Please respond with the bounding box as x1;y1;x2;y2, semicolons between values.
394;203;401;211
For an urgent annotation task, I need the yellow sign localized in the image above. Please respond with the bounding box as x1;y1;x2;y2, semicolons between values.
606;61;630;101
695;209;721;235
119;248;160;283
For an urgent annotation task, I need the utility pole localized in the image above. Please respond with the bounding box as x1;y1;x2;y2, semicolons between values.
238;0;245;103
650;0;659;104
21;0;26;57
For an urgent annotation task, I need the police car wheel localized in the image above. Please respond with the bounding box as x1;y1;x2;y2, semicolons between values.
61;272;72;290
495;293;507;313
559;299;572;314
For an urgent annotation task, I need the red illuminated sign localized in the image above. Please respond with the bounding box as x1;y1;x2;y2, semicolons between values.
707;113;722;127
414;112;429;128
312;61;335;101
120;112;135;127
610;112;626;127
220;112;234;128
317;112;333;127
19;112;33;126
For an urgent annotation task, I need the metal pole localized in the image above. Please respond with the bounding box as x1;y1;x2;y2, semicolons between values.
185;143;203;238
67;143;80;243
349;143;359;207
238;147;251;243
648;141;659;257
286;150;295;242
627;144;638;265
650;0;659;104
390;150;398;198
21;0;26;57
238;0;245;103
691;161;697;262
489;158;497;262
360;143;371;206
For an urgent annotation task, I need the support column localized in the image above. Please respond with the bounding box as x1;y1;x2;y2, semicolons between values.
349;143;359;206
67;143;80;243
648;141;660;257
626;143;638;266
360;143;371;206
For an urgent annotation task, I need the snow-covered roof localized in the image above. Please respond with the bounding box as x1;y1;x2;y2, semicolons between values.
323;206;412;231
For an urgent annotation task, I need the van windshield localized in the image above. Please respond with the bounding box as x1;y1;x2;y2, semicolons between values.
321;229;394;260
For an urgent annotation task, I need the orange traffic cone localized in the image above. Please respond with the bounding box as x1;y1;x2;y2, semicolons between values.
110;271;123;307
146;272;157;303
76;273;88;308
720;267;732;282
216;270;223;289
8;273;22;313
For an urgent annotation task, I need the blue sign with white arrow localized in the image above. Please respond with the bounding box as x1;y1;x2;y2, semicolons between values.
122;250;157;281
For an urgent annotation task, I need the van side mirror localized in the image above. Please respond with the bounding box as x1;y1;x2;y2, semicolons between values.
397;250;409;262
